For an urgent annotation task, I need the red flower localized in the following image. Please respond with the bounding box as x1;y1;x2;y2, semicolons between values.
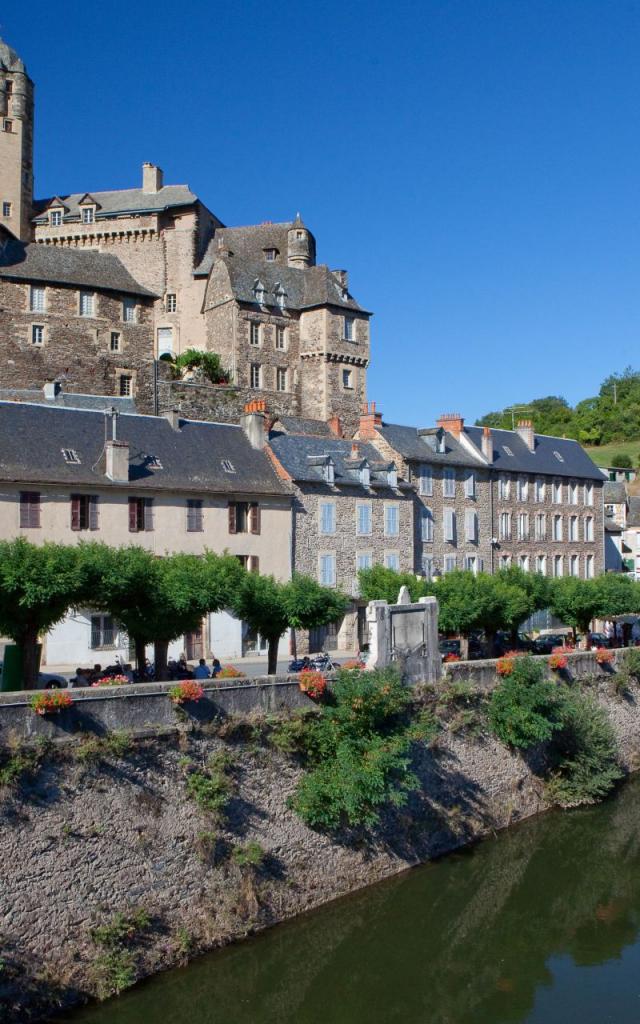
30;691;73;716
168;680;205;705
548;652;568;671
595;648;615;665
298;670;327;700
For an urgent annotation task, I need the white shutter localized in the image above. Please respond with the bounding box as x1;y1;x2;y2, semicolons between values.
444;508;455;543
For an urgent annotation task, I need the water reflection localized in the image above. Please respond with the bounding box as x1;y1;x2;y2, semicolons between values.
67;776;640;1024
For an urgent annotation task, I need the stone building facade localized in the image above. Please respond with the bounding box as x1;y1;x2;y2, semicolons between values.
0;36;371;434
357;409;605;580
0;241;157;409
0;399;292;664
265;414;414;651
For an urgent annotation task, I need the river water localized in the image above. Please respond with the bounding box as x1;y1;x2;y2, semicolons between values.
67;777;640;1024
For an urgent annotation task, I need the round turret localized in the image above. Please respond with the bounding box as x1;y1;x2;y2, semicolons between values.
287;213;316;268
0;39;26;73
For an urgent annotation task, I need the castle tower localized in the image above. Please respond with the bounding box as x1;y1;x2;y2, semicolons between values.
0;38;34;242
287;213;316;268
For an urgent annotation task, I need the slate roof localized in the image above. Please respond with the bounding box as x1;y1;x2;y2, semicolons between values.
0;402;288;496
464;425;605;480
604;481;627;504
32;186;197;224
272;416;334;437
0;241;156;297
207;257;367;313
627;497;640;528
378;422;604;480
378;423;483;469
194;223;299;275
268;433;407;492
0;389;137;413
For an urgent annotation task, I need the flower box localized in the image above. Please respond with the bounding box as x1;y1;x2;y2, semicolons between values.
595;648;615;665
168;680;205;705
92;675;129;687
298;670;327;700
30;691;73;716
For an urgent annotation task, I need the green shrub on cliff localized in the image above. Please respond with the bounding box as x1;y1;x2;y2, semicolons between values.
488;656;563;749
545;693;622;807
488;656;621;807
290;668;436;831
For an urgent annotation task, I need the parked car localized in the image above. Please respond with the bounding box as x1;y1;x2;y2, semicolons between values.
586;632;612;649
439;638;461;661
530;634;568;655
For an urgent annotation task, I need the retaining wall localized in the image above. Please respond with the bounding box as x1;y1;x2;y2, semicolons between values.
1;650;638;1022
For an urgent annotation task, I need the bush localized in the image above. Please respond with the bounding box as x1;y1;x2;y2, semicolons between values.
268;710;317;755
489;656;563;749
289;668;431;831
183;750;235;819
91;908;150;1000
0;746;37;787
611;452;633;469
174;348;229;384
545;692;622;806
231;841;265;869
624;647;640;679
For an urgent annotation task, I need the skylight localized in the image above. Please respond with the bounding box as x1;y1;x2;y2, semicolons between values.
553;451;564;462
221;459;235;473
62;448;81;464
502;445;514;457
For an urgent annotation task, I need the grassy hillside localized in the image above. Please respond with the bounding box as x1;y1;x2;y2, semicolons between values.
583;440;640;469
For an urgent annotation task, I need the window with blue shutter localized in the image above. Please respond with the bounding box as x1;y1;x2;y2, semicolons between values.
319;554;336;586
444;508;456;543
419;465;433;496
384;504;399;536
357;503;372;536
421;508;434;542
320;502;336;535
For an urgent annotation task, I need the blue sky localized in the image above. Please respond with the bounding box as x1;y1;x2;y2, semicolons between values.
4;0;639;427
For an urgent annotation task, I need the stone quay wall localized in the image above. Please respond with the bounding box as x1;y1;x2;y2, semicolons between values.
1;650;639;1022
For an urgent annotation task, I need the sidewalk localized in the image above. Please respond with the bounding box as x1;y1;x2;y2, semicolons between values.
41;649;359;680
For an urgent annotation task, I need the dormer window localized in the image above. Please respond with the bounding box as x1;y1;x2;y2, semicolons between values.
82;207;95;224
274;284;286;310
264;248;278;262
254;280;266;304
388;468;398;488
51;209;62;226
324;460;335;485
360;464;370;487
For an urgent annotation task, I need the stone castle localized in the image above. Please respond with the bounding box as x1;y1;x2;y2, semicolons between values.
0;37;370;434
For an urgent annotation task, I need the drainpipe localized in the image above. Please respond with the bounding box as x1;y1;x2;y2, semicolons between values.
489;469;495;574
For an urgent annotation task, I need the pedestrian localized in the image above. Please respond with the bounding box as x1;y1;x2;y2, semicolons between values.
211;654;221;678
193;658;211;679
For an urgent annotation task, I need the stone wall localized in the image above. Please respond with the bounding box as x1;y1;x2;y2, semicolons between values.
0;278;156;411
1;652;640;1021
2;656;640;1021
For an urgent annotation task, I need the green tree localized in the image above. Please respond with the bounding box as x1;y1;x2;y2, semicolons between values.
357;565;425;604
548;578;601;641
0;539;88;689
231;573;348;674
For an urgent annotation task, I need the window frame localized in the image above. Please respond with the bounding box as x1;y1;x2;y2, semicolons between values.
356;501;372;537
443;468;456;499
319;500;337;536
19;491;41;529
79;290;95;318
250;362;261;389
31;324;44;346
384;503;400;537
186;498;204;533
343;316;355;341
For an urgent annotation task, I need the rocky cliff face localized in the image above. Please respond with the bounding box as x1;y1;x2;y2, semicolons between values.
1;674;639;1022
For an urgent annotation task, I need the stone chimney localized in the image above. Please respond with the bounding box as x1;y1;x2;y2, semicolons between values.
436;413;464;440
142;162;163;193
43;380;61;400
359;401;383;439
105;440;129;483
350;442;360;459
164;408;182;431
327;414;343;438
332;269;348;288
216;234;232;258
481;425;493;462
241;399;267;450
516;419;535;451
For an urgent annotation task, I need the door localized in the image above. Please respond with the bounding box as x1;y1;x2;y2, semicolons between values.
185;624;203;661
